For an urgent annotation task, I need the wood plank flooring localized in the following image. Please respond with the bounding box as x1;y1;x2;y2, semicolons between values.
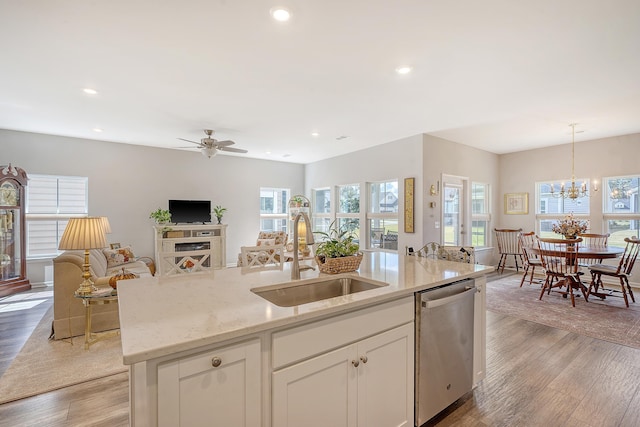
2;287;640;426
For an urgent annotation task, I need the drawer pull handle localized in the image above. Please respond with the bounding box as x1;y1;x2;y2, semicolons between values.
360;356;368;364
211;357;222;367
352;359;360;367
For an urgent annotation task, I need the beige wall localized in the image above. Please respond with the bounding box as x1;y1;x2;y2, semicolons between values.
5;126;639;285
497;132;640;234
1;129;304;283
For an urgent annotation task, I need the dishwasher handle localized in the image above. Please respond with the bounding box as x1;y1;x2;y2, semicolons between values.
422;286;477;309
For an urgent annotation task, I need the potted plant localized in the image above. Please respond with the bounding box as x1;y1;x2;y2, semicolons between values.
149;208;171;224
213;205;227;224
314;220;362;274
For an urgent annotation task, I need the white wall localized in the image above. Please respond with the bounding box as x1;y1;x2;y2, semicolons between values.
422;134;500;246
1;129;304;283
305;134;424;252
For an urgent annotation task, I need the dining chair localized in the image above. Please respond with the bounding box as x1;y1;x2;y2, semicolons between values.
588;236;640;308
577;232;610;270
494;228;523;273
537;237;587;307
518;232;543;287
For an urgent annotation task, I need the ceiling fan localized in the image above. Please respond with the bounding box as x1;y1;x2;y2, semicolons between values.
178;129;248;158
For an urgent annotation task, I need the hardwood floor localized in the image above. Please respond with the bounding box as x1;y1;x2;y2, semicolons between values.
1;286;640;426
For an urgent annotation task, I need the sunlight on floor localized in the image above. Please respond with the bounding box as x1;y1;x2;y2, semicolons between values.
0;290;52;313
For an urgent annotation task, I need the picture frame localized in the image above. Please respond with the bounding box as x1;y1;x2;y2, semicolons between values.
404;177;415;233
110;243;121;250
504;192;528;215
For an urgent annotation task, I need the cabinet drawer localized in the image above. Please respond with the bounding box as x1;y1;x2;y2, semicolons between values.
272;296;413;369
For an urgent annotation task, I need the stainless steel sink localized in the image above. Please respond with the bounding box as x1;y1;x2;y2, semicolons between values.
251;276;389;307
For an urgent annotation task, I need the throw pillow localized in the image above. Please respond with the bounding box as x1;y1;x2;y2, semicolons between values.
103;246;136;268
257;238;276;247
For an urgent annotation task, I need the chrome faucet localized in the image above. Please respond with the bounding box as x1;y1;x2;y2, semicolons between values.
291;211;315;280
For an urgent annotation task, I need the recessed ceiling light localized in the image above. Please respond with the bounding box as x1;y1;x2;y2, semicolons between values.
265;151;272;155
92;128;103;133
83;88;98;95
271;7;291;22
395;66;412;75
311;132;319;137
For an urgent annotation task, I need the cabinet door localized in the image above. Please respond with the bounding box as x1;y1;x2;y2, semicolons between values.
158;339;261;427
357;323;414;427
272;344;358;427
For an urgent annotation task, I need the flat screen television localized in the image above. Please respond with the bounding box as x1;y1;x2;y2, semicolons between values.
168;200;211;224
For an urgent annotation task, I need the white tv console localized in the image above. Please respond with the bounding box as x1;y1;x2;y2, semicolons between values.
154;224;227;276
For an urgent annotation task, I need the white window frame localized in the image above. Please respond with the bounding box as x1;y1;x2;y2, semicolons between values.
259;187;290;233
471;182;491;248
335;183;360;239
535;180;591;238
311;187;332;234
602;175;640;248
366;180;399;251
25;174;89;258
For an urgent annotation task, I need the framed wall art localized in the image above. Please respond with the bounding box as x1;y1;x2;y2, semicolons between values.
504;192;528;215
404;177;415;233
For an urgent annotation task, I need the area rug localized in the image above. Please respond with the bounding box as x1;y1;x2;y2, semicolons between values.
0;307;127;404
487;274;640;349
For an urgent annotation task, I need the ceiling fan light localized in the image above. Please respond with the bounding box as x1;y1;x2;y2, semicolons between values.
201;146;217;158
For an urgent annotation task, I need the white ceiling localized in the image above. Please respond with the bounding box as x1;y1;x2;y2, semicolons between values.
2;0;640;164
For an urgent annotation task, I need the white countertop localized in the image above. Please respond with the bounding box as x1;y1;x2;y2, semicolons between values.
117;252;493;365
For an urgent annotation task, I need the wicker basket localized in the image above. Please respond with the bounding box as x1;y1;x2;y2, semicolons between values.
315;253;363;274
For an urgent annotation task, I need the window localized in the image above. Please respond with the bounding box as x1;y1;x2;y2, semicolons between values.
25;174;88;257
536;180;590;238
367;180;398;250
312;188;332;234
602;175;639;247
336;184;360;240
259;187;290;232
471;182;490;247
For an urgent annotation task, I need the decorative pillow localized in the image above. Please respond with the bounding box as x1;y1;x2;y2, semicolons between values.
103;246;136;268
257;238;276;247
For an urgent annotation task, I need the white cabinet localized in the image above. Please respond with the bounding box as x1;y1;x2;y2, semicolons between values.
272;297;414;427
157;339;261;427
154;224;227;275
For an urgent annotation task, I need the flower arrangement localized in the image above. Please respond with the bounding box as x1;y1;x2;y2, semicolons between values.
551;212;589;238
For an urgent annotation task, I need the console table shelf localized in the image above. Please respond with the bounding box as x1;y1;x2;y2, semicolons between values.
154;224;227;276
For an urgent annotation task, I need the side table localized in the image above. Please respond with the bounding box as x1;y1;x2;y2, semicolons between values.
74;289;120;350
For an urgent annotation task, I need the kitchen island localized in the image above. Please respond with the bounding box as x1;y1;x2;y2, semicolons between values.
118;252;493;427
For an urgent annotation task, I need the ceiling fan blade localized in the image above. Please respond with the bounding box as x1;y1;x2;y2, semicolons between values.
177;138;201;145
214;139;235;147
218;146;248;153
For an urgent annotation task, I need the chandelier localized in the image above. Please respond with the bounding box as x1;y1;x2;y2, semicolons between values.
550;123;588;199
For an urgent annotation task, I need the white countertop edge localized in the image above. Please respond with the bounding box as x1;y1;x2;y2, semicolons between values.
119;260;492;365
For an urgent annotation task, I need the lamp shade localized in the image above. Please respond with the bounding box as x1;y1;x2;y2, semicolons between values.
99;216;112;234
58;217;108;250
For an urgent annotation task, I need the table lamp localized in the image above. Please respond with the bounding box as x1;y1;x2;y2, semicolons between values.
297;216;312;256
58;217;108;296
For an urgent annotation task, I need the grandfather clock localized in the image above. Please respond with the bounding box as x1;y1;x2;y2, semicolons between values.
0;164;30;297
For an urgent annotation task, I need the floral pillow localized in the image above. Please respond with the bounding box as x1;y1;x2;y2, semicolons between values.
103;246;136;268
257;238;277;247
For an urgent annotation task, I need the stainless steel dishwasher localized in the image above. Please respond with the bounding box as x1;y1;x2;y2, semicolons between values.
415;278;476;426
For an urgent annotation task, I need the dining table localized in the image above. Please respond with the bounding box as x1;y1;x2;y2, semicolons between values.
529;244;625;301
